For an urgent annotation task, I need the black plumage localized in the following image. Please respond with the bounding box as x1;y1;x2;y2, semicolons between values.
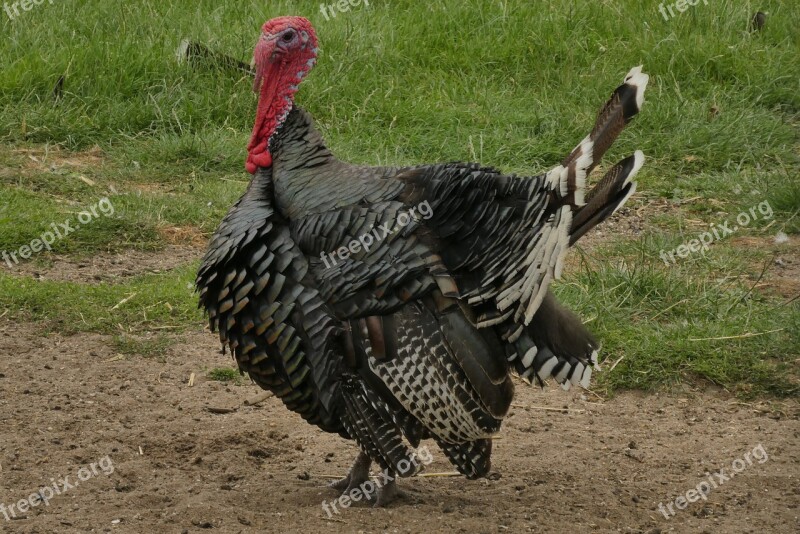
197;46;649;503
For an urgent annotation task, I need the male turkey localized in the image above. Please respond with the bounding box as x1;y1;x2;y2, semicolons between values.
196;16;649;505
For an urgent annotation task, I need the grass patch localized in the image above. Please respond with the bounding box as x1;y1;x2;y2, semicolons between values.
112;334;176;360
0;264;202;334
0;188;162;255
206;367;244;384
0;148;243;247
0;0;796;174
559;237;799;398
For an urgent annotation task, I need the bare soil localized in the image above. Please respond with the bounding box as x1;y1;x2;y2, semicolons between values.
1;216;798;534
0;245;198;284
0;317;797;534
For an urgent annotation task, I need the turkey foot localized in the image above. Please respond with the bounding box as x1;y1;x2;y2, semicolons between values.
372;474;403;508
329;451;371;493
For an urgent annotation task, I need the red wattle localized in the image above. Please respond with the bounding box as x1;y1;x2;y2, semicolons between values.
245;20;318;175
246;39;282;174
246;151;272;174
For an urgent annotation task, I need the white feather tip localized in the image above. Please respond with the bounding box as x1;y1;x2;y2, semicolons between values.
624;66;649;110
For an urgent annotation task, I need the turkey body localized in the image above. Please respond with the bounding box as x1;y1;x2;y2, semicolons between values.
197;62;649;495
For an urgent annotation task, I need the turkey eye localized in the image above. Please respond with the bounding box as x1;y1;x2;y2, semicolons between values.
282;31;294;42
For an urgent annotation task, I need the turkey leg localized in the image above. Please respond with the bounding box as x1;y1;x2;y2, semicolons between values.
329;451;371;494
329;453;403;507
373;472;401;508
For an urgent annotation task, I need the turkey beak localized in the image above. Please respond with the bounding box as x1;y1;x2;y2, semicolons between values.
252;35;278;93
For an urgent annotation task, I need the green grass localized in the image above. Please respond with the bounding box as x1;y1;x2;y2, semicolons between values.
112;333;175;360
0;187;162;254
0;264;202;334
206;367;244;384
558;248;799;398
0;0;797;397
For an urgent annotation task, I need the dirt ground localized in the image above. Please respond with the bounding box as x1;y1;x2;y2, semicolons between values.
1;243;798;534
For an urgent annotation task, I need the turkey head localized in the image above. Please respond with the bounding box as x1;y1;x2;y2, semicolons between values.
246;16;319;173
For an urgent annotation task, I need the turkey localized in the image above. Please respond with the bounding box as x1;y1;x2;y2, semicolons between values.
196;16;649;506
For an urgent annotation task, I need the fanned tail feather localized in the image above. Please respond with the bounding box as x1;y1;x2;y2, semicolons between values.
508;291;600;390
569;150;644;245
546;65;649;209
435;438;492;480
340;375;421;476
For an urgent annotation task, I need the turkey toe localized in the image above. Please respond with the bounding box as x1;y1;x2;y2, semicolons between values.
373;478;402;508
330;452;371;493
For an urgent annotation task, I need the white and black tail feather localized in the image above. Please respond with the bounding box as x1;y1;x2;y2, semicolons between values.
435;438;492;480
546;65;649;209
507;291;600;391
569;150;643;245
503;67;649;331
340;375;421;477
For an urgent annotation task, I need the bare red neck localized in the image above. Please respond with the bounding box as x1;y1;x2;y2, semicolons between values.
245;18;318;174
245;68;295;173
